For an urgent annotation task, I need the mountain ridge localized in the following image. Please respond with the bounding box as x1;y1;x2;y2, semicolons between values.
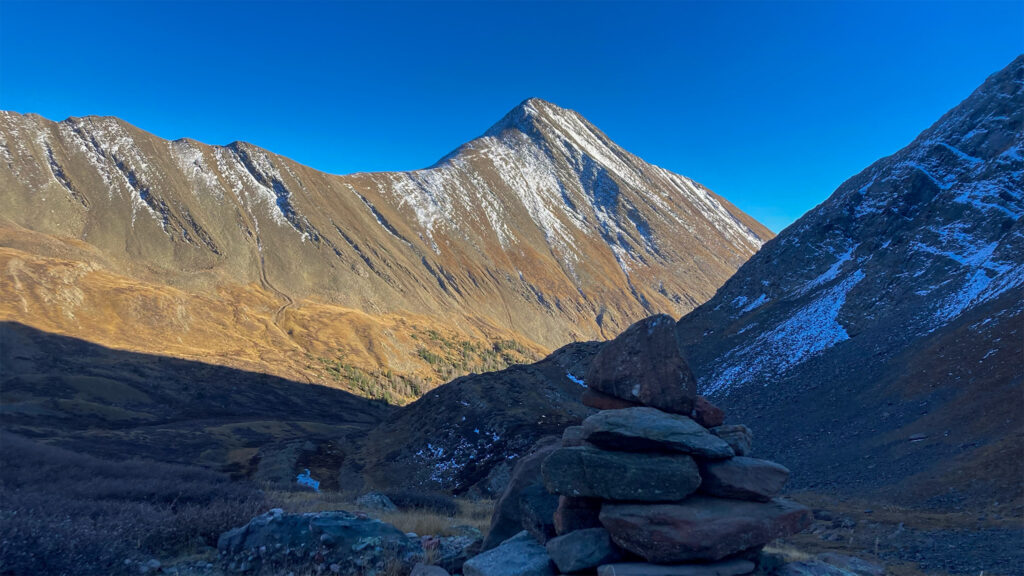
0;98;771;401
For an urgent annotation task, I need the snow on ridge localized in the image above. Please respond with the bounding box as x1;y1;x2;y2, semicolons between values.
705;269;865;394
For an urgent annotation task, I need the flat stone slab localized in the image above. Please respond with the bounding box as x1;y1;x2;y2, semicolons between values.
711;425;752;456
698;456;790;501
600;497;812;563
597;559;756;576
543;446;701;501
463;531;555;576
582;407;734;459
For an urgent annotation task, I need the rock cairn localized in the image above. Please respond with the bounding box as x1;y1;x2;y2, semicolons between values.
473;315;812;575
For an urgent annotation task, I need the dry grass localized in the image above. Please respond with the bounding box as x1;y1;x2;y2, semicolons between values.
263;488;493;537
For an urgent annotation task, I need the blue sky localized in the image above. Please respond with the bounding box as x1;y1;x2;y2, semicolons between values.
1;1;1020;232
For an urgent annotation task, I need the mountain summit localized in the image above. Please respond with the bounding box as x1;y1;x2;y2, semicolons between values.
0;99;771;398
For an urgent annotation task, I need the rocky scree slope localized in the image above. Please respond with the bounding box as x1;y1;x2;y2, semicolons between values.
675;55;1024;509
0;99;771;400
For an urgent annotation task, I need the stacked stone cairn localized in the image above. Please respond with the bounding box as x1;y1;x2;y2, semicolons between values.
474;314;811;576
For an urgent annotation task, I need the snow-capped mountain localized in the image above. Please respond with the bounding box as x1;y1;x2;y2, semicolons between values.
675;55;1023;505
0;99;771;395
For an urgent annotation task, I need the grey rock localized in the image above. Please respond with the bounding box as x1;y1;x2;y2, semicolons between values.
543;446;701;501
546;528;621;573
355;491;397;512
774;554;885;576
463;531;555;576
217;509;423;574
711;425;753;456
698;456;790;501
562;426;587;447
483;436;561;550
597;559;755;575
582;407;734;459
585;315;697;414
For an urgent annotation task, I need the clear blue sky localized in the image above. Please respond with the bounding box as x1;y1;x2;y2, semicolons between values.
1;1;1021;232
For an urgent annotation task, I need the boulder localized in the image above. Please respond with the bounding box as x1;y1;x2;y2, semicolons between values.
711;425;753;456
519;483;559;544
582;388;642;411
217;509;423;574
692;395;726;428
482;436;560;550
545;528;622;573
599;497;812;563
463;531;555;576
423;532;483;573
582;407;734;459
698;457;790;502
562;426;587;447
596;559;756;575
543;446;701;501
584;315;697;414
554;496;603;535
355;491;397;512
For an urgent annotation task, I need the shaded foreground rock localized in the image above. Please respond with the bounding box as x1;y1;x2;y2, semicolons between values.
562;425;587;447
582;407;734;459
543;446;701;501
584;315;697;414
698;457;790;501
482;436;560;550
519;484;558;544
597;559;755;575
463;531;555;576
599;497;812;563
773;553;885;576
546;527;622;573
692;395;726;428
217;509;422;574
711;425;753;456
554;496;603;535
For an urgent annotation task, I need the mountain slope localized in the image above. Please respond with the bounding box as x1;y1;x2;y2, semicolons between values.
0;99;771;400
674;55;1023;508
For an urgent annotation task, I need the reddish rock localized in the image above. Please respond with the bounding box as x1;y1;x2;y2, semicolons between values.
582;388;642;411
693;395;726;428
585;315;697;415
600;497;812;563
554;496;603;535
711;424;753;456
698;456;790;502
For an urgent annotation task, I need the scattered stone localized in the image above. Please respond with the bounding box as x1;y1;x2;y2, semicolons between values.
519;483;559;544
546;527;622;573
692;395;726;428
554;496;603;535
543;446;701;501
582;407;734;459
411;564;451;576
583;388;642;411
711;425;753;456
584;315;697;414
483;436;560;550
596;559;756;575
355;491;397;512
909;433;928;442
698;457;790;502
562;426;587;447
462;531;555;576
138;559;161;574
217;509;423;574
599;497;812;563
